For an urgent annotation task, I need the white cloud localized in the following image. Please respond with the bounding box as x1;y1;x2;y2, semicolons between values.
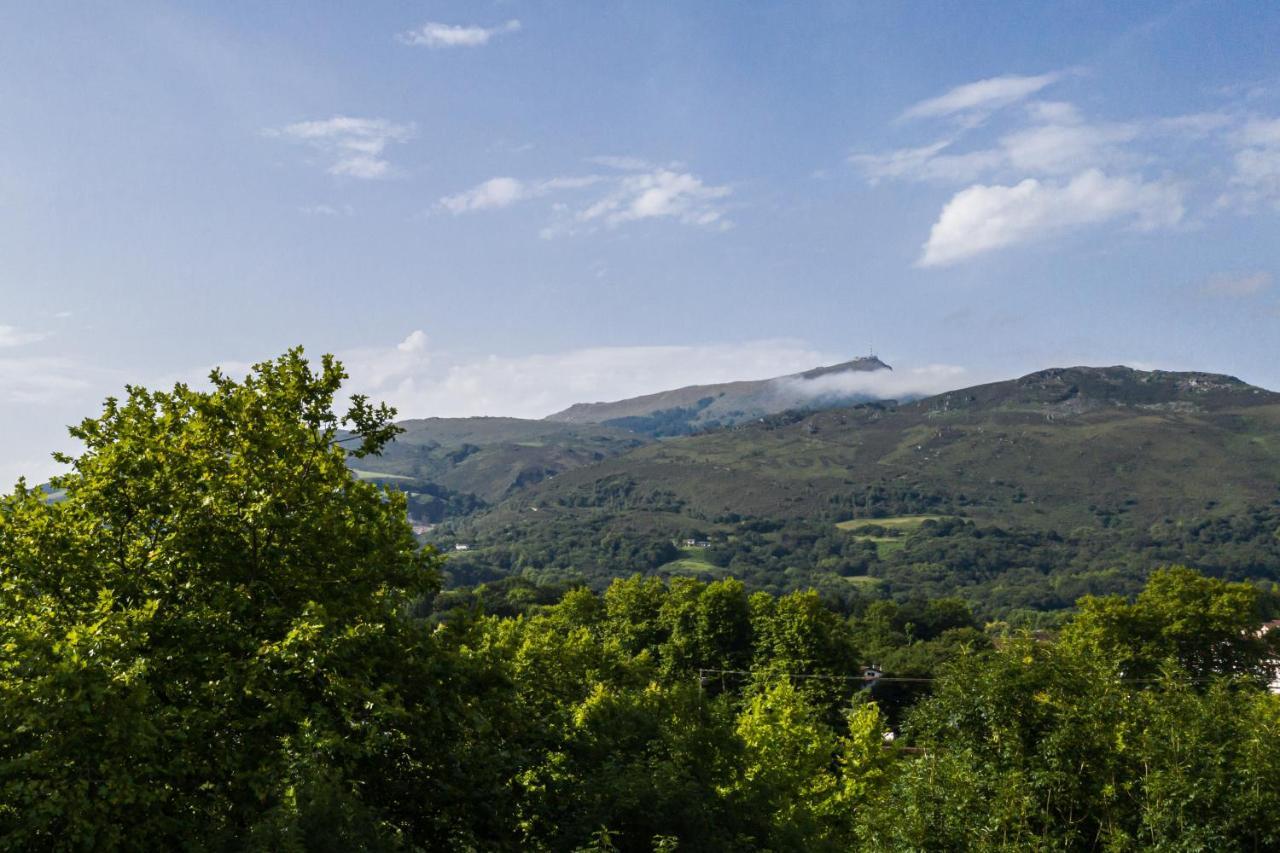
847;86;1249;265
439;175;606;215
1150;112;1234;137
337;336;831;419
576;169;731;230
328;333;980;422
1000;120;1139;174
0;325;45;348
1226;117;1280;209
919;169;1184;267
1238;118;1280;148
439;164;731;235
0;355;132;487
852;107;1140;184
397;330;429;353
265;116;415;179
778;363;972;402
440;177;528;213
850;140;1004;185
901;72;1061;121
1025;101;1082;124
397;19;521;49
1199;271;1272;297
0;355;128;407
341;331;433;393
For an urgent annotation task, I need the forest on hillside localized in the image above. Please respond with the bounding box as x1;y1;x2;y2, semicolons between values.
2;352;1279;851
437;505;1280;626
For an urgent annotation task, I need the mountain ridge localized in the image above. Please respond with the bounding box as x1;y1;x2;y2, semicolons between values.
545;355;893;434
458;363;1280;533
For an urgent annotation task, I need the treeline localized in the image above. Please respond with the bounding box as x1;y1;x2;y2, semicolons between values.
4;351;1279;851
441;507;1280;622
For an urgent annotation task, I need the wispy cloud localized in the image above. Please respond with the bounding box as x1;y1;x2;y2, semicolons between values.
0;356;124;404
440;161;732;236
438;176;605;214
854;103;1141;185
340;332;828;418
397;19;521;49
1000;116;1139;175
854;72;1280;267
918;169;1183;267
574;169;731;231
1199;271;1272;297
0;324;46;348
901;72;1062;121
850;139;1002;185
1225;118;1280;210
441;177;536;213
265;116;415;179
299;203;355;216
331;331;980;422
0;354;132;486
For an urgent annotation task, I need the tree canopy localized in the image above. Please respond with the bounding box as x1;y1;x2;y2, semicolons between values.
3;349;1279;851
0;350;484;848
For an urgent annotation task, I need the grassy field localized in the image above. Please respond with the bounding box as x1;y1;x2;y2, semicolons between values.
658;546;723;576
835;515;952;558
839;575;882;589
659;558;724;575
835;515;948;533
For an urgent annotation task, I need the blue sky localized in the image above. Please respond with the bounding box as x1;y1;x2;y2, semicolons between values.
3;1;1280;483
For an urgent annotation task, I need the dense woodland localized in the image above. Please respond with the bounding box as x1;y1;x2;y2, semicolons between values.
439;507;1280;626
3;352;1279;851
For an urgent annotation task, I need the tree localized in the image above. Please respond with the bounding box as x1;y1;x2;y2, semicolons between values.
1061;565;1280;683
749;590;860;717
0;349;499;850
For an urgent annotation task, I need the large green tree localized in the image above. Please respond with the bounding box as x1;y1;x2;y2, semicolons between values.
0;350;505;850
1061;565;1280;683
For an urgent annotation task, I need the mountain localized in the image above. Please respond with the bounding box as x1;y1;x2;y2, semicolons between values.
544;356;893;436
497;365;1280;529
435;366;1280;608
349;355;897;518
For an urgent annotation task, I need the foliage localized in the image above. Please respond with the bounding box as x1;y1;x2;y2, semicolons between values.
5;350;1280;851
435;506;1280;621
0;350;496;849
1061;565;1280;683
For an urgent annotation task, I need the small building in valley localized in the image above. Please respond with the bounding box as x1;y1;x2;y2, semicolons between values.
1262;619;1280;694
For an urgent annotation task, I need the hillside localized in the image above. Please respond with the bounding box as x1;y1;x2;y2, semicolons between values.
545;355;893;436
348;417;648;520
496;366;1280;526
438;366;1280;609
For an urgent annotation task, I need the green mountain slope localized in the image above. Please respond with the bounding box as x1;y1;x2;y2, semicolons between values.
485;366;1280;528
438;367;1280;609
348;417;648;520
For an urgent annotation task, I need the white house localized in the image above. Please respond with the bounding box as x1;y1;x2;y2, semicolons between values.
1262;619;1280;694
